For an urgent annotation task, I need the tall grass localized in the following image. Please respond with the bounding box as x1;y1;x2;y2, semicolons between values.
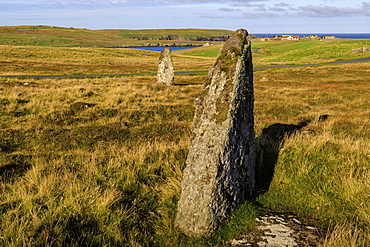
0;45;214;75
253;63;370;246
0;75;202;246
1;42;369;246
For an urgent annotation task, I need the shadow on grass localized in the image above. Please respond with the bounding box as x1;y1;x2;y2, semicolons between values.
0;155;32;182
254;120;311;196
254;115;330;196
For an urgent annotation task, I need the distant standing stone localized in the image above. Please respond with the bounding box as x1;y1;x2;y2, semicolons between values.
157;48;174;85
175;29;255;237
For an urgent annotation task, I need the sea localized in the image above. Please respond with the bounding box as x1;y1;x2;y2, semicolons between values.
113;33;370;52
117;46;200;52
251;33;370;39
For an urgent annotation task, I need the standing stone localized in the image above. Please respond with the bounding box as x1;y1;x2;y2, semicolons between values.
175;29;255;237
157;48;174;85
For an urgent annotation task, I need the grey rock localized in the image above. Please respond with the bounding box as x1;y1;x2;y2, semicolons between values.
230;214;324;246
175;29;255;237
157;47;174;85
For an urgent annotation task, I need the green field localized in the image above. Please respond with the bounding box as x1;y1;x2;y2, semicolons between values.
0;27;369;246
0;26;233;47
253;39;370;64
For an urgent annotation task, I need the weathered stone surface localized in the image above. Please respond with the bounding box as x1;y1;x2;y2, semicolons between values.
230;214;325;246
157;48;174;85
175;29;255;237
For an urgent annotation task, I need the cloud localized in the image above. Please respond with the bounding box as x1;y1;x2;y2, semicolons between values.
198;13;225;19
163;0;265;2
205;1;370;22
268;7;286;12
5;0;265;4
274;2;289;7
363;1;370;9
3;0;370;32
218;7;241;12
230;1;266;7
297;3;370;17
241;11;278;18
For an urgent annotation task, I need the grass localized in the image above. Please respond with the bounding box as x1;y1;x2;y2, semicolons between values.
253;63;370;246
1;37;369;76
0;34;370;246
0;45;214;75
0;26;232;47
179;45;222;57
0;76;200;246
252;39;370;65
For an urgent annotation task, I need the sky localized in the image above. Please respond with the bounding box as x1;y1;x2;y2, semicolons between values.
1;0;370;33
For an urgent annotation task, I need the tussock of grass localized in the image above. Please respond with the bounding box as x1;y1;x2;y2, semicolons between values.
321;222;370;247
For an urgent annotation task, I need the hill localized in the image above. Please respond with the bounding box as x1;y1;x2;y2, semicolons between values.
0;25;234;47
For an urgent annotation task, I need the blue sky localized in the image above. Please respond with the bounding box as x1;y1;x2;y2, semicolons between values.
1;0;370;33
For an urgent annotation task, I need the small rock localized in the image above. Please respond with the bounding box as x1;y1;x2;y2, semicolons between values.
230;239;253;246
292;218;302;225
306;226;318;230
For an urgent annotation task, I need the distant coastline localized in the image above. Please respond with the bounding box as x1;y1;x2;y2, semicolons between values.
251;33;370;39
110;46;201;52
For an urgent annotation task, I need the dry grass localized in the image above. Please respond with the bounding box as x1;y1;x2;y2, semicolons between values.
321;222;370;247
0;45;214;76
0;75;203;246
0;41;369;246
254;63;370;246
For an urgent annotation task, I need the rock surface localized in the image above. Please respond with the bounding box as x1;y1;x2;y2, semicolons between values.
157;47;174;85
230;214;324;246
175;29;255;237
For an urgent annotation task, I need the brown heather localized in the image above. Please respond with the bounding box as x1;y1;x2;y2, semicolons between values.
0;40;369;246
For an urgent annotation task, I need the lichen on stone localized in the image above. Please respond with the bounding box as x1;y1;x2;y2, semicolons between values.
176;29;255;237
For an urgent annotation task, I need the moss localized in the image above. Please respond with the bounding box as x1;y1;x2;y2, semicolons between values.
213;45;243;124
215;78;232;124
238;32;246;48
207;36;247;124
216;48;240;76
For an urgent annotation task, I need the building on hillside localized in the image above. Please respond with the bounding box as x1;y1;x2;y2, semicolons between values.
323;36;336;40
281;35;300;40
307;35;320;40
260;37;270;41
352;47;370;53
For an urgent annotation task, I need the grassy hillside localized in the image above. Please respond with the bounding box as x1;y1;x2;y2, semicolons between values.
0;26;233;47
252;39;370;64
1;38;369;76
0;34;369;246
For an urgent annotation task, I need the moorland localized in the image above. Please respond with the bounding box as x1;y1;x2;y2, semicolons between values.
0;26;369;246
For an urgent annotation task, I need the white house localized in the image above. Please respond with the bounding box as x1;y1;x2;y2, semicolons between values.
281;35;300;40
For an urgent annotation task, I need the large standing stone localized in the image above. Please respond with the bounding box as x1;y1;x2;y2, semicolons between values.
157;47;174;85
175;29;255;237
